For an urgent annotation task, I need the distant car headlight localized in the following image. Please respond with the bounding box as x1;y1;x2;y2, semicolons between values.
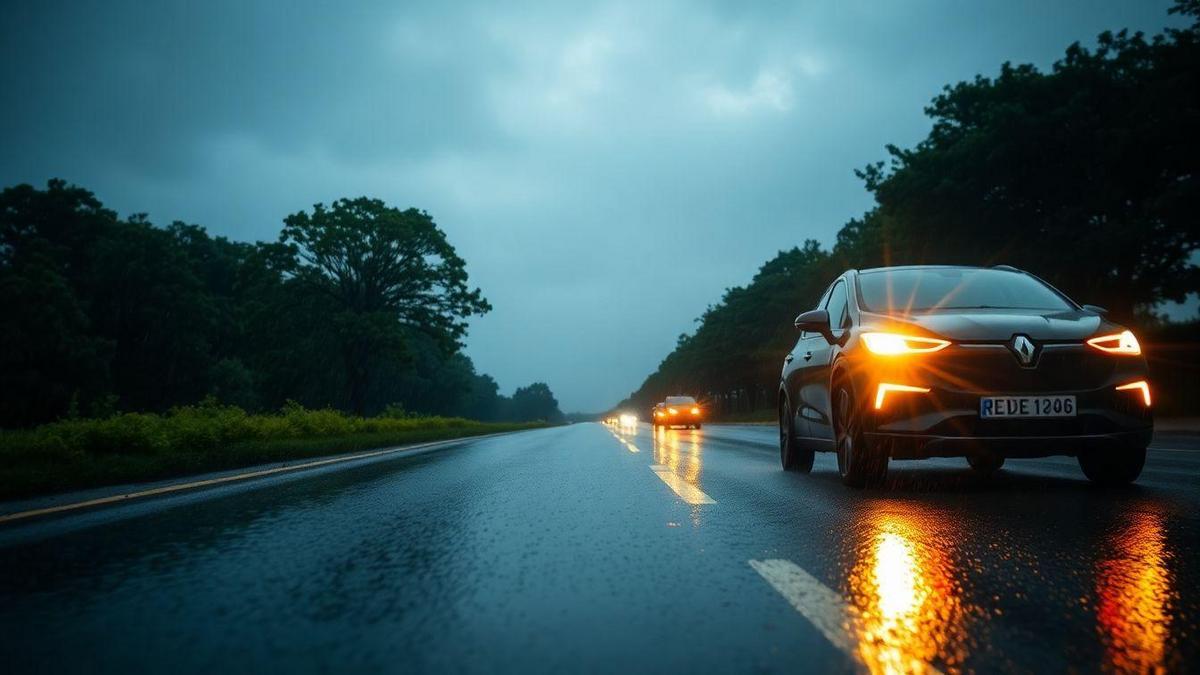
861;332;951;355
619;414;638;426
690;407;700;415
1087;330;1141;355
668;407;678;415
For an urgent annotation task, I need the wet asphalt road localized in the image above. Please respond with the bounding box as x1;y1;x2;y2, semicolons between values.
0;423;1197;674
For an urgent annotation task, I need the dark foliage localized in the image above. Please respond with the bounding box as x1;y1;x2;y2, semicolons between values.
0;184;561;427
620;2;1199;416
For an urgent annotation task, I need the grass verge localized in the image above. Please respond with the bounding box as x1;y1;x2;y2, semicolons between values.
0;402;548;501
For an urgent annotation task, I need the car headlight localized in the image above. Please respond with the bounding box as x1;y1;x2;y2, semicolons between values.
861;332;951;355
690;407;700;415
1087;330;1141;355
668;407;678;415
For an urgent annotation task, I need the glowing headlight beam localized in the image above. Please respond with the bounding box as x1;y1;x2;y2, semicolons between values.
1087;330;1141;355
862;332;951;356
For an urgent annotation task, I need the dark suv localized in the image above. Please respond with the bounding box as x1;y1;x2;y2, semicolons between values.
778;265;1152;487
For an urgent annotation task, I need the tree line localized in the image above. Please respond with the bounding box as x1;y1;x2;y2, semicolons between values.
0;184;564;427
620;1;1200;416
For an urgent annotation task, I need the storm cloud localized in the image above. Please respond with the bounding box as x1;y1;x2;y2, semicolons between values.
0;0;1180;411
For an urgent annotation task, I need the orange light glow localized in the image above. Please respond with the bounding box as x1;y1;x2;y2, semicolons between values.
690;407;701;415
1116;380;1152;406
1095;511;1175;673
846;512;972;673
874;383;930;410
862;332;951;356
668;407;678;415
1087;330;1141;355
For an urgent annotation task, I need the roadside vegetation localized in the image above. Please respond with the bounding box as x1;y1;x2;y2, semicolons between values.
0;401;548;500
0;191;565;429
621;1;1200;418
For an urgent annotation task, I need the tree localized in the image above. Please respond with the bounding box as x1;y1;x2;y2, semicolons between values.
280;198;491;415
621;1;1199;414
509;382;564;423
840;5;1199;321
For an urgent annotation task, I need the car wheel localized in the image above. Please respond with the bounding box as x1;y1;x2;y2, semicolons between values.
833;383;886;488
1078;445;1146;486
967;454;1004;476
779;398;814;473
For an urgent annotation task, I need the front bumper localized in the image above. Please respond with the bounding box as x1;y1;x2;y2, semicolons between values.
868;427;1152;459
847;344;1153;459
654;415;702;426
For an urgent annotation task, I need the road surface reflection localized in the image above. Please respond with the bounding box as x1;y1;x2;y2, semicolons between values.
652;427;704;486
652;427;707;524
845;508;973;674
1095;510;1175;673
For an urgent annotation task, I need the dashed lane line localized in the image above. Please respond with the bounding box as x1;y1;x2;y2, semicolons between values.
650;466;716;504
605;429;640;453
748;558;944;675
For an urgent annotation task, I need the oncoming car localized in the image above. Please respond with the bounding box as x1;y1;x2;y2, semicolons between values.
778;265;1152;488
652;396;704;429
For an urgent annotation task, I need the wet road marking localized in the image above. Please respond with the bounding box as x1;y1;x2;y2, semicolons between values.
605;429;640;453
0;433;514;526
651;466;716;504
749;558;944;674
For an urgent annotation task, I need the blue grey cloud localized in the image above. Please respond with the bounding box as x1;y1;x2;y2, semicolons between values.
0;0;1181;410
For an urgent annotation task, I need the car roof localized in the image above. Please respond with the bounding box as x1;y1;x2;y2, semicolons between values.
856;264;1021;275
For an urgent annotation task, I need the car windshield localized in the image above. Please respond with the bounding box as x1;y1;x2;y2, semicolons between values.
664;396;696;405
857;268;1073;313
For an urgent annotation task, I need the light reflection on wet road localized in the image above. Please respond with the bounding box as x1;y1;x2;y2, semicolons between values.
0;422;1197;673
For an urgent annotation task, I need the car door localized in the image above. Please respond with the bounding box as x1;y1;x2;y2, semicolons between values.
784;327;824;438
799;279;850;440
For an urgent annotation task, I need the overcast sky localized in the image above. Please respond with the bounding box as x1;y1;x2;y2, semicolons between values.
0;0;1182;412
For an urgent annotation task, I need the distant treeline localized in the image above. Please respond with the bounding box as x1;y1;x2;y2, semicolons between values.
621;1;1200;416
0;184;564;428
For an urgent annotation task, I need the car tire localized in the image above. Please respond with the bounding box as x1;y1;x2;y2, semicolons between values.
833;382;887;488
1078;445;1146;486
779;398;814;473
967;454;1004;476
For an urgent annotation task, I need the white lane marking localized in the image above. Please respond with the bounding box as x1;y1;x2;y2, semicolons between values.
749;558;945;675
605;429;640;453
0;432;519;526
749;559;858;655
651;466;715;504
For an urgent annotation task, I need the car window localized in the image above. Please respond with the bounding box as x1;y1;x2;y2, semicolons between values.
825;280;849;333
857;268;1073;313
801;282;837;339
664;396;696;405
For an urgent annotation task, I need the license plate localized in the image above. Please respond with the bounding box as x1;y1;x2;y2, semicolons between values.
980;395;1076;418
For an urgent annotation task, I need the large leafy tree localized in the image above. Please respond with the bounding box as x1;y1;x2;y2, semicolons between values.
624;1;1199;414
508;382;564;423
839;2;1199;321
280;198;491;415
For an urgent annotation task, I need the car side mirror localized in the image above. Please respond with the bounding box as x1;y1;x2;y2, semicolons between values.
1082;304;1108;315
794;309;833;342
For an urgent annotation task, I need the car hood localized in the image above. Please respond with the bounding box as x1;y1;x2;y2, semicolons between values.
863;308;1113;342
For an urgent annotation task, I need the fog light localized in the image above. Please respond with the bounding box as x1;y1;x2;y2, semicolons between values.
875;383;930;410
1116;380;1151;406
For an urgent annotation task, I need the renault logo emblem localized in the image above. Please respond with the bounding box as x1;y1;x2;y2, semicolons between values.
1009;334;1037;366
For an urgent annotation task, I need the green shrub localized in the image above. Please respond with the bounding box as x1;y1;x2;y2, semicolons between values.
0;403;548;500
